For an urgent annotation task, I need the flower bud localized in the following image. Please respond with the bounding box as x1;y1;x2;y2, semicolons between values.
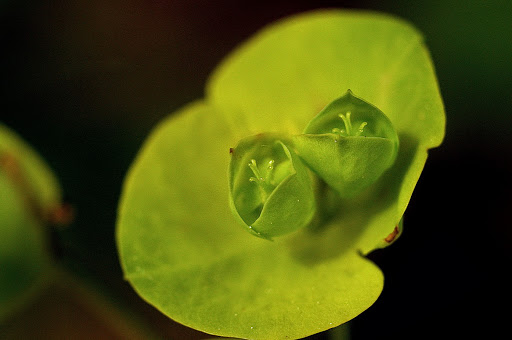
229;134;315;239
293;90;399;197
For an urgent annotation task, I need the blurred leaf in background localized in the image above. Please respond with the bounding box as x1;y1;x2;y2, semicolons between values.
0;124;60;320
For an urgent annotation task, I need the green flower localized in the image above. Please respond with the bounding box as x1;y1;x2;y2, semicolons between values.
229;134;315;239
294;90;399;198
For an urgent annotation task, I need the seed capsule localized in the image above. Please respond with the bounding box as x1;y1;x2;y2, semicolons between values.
293;90;399;197
229;134;315;239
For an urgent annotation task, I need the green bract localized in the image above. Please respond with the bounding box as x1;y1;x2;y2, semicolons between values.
293;90;399;197
229;134;315;239
117;10;445;339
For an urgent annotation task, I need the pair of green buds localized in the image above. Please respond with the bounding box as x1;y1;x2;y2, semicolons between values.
228;90;399;239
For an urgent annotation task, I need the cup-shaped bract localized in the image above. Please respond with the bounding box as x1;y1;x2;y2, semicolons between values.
229;134;315;239
293;90;399;197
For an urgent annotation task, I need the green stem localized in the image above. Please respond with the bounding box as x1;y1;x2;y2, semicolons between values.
328;322;351;340
306;178;342;233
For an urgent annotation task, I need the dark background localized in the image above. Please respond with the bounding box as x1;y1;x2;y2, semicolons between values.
2;1;511;339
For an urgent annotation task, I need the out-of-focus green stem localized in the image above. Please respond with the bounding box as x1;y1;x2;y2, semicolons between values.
329;322;351;340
